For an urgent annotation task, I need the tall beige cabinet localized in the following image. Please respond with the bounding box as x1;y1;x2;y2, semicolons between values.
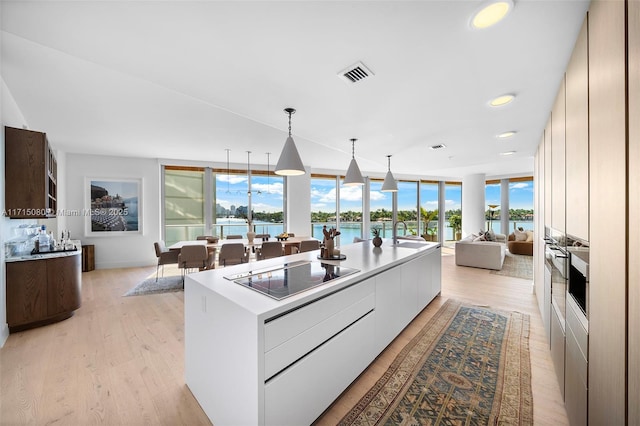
551;78;566;233
588;1;627;424
628;0;640;422
565;19;590;243
534;1;639;423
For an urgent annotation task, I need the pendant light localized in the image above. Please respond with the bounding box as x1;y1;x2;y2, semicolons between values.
381;154;398;192
246;151;252;197
275;107;305;176
343;138;364;186
266;152;271;194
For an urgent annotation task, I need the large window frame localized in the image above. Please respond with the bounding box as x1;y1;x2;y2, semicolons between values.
162;165;284;245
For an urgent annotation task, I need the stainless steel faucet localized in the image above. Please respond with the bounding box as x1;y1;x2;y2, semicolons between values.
392;221;407;244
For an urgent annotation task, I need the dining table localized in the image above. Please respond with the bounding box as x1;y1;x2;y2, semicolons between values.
168;236;320;257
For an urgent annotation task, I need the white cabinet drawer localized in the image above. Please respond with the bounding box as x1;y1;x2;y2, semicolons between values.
264;279;375;379
264;311;375;426
264;278;373;351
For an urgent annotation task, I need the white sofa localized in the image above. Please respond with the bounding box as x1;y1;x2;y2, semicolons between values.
455;235;506;270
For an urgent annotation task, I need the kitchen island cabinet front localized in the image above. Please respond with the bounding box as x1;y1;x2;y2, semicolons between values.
185;240;441;426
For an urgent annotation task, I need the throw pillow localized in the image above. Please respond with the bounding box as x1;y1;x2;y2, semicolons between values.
514;229;528;241
525;230;534;242
485;230;496;241
473;235;486;242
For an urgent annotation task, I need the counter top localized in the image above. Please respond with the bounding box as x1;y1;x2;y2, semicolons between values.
5;241;82;263
185;238;438;320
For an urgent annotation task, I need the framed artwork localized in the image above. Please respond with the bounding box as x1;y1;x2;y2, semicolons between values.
85;177;142;236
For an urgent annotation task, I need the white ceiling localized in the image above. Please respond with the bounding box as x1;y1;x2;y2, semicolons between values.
1;0;590;180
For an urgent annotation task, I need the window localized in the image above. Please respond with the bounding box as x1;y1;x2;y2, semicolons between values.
310;176;338;241
508;177;534;231
485;180;501;233
420;181;439;241
164;167;205;246
339;181;363;244
248;172;285;237
214;168;284;238
444;182;462;241
164;164;283;244
397;181;418;236
370;179;393;238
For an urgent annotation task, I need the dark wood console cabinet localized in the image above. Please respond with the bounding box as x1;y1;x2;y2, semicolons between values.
6;253;81;332
4;126;57;218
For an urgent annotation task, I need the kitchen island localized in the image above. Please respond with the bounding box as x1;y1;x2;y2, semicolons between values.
185;239;441;426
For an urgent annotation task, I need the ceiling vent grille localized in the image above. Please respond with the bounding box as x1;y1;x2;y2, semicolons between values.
430;144;447;150
338;62;374;84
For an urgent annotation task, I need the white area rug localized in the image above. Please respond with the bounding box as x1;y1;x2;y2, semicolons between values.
124;275;183;296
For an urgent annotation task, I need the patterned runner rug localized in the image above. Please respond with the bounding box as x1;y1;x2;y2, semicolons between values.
338;299;532;425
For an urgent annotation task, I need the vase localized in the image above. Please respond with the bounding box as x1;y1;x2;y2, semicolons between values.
247;231;256;243
373;236;383;247
324;238;334;258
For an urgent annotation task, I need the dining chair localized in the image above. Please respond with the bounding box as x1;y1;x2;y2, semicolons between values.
178;245;210;285
298;240;320;253
226;235;243;240
256;241;284;261
218;243;249;266
154;241;179;282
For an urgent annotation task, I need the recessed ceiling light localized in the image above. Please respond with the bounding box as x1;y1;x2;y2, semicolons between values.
471;0;514;29
499;150;516;156
489;94;515;107
497;131;517;139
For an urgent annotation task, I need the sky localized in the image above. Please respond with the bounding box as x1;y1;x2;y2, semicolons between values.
486;181;535;210
216;174;284;213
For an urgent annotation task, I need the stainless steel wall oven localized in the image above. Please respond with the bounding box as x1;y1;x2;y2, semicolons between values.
567;236;589;320
545;228;568;325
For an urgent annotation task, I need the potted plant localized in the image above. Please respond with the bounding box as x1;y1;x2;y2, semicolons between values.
371;227;383;247
448;214;462;241
420;207;438;242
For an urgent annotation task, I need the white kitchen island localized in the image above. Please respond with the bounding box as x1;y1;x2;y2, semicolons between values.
184;239;441;426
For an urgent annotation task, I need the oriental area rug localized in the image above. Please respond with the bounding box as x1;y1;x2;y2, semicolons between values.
338;299;532;426
491;252;534;280
123;275;183;296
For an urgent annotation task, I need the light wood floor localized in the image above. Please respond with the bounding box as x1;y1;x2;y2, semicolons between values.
0;252;567;425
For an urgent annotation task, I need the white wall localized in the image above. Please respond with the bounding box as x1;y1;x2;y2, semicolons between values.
1;76;31;347
461;173;486;236
285;166;312;237
65;153;160;269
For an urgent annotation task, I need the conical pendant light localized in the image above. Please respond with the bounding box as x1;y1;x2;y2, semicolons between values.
381;154;398;192
275;107;305;176
343;138;364;186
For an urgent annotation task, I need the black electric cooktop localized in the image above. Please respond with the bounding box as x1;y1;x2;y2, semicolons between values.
224;260;360;300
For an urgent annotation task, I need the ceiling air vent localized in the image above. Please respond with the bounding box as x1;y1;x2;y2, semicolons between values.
430;144;447;150
338;61;374;84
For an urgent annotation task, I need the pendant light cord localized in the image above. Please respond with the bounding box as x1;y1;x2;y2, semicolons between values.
351;138;357;159
266;152;271;193
387;154;392;171
225;148;231;193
